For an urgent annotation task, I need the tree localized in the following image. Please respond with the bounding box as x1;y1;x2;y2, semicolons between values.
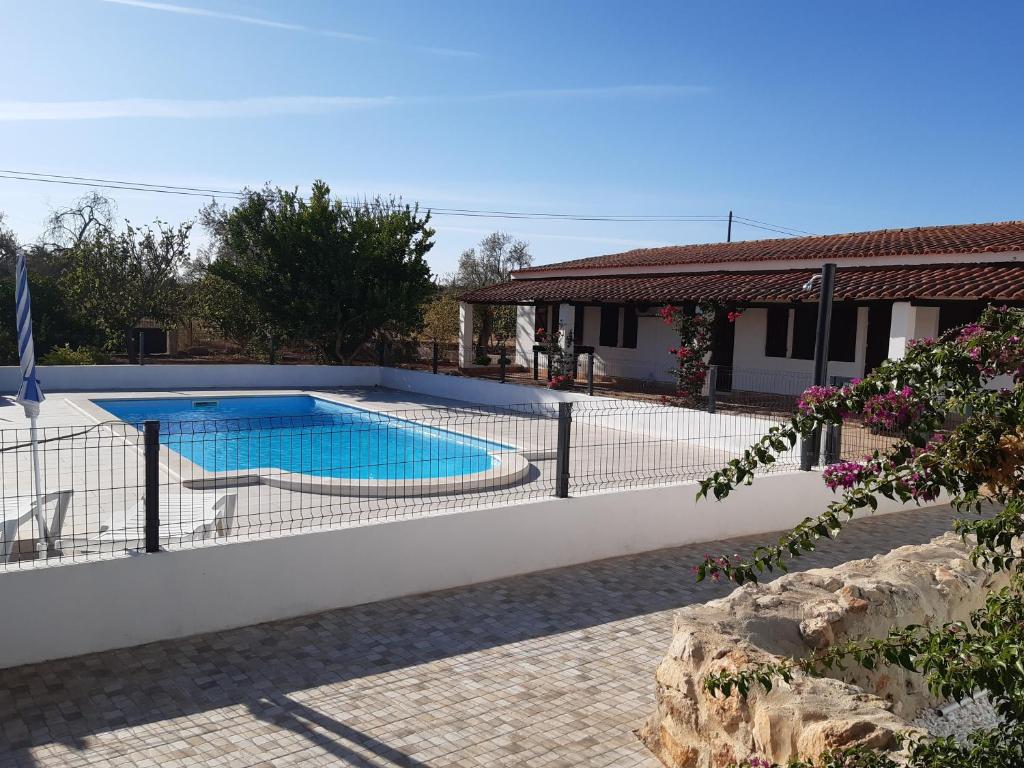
43;192;115;254
693;306;1024;766
421;290;461;342
0;212;16;275
60;220;191;361
449;232;532;349
207;181;435;364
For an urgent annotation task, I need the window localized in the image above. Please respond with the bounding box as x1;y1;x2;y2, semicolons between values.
533;304;549;336
828;303;857;363
599;305;619;347
622;306;638;349
789;303;859;362
764;306;789;358
791;304;817;360
574;305;586;345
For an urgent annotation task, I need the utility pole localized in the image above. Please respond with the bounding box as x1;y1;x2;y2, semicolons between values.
727;210;733;243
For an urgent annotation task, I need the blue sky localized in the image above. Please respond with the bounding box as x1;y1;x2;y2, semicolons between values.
1;0;1022;276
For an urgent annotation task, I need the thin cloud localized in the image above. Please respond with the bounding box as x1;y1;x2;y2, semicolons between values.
0;96;397;121
0;86;707;122
480;85;711;100
100;0;476;55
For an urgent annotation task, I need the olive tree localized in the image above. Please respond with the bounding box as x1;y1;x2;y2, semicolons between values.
449;232;531;349
60;220;190;361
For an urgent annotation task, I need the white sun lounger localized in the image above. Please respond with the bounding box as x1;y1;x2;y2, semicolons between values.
0;490;73;563
98;492;237;545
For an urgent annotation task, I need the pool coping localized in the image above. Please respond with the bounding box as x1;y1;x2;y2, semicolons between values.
69;390;534;497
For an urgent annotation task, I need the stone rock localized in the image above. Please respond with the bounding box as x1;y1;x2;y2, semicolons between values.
638;532;1006;767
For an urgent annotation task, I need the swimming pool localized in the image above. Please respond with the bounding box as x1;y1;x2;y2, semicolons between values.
93;395;515;481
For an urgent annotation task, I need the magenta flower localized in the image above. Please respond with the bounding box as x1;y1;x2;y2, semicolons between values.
797;385;839;414
823;461;865;490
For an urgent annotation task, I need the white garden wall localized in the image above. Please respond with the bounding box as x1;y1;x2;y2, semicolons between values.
0;364;380;394
0;470;920;668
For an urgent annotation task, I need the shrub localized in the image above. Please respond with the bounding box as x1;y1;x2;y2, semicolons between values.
692;305;1024;767
474;351;492;366
39;343;109;365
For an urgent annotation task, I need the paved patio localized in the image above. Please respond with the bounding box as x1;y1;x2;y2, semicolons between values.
0;504;956;768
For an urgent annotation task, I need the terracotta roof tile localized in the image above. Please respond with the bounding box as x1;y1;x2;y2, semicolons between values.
461;263;1024;305
516;221;1024;274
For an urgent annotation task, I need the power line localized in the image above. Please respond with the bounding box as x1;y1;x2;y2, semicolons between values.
0;168;814;235
731;215;817;237
731;220;816;238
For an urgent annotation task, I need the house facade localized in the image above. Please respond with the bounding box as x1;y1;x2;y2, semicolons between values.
458;221;1024;394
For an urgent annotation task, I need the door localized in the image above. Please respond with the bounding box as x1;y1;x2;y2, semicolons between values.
709;309;735;391
863;302;892;375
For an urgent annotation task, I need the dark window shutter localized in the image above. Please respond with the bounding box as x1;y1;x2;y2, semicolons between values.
764;306;789;358
599;305;619;347
828;303;858;363
621;306;638;349
574;305;585;345
791;304;817;360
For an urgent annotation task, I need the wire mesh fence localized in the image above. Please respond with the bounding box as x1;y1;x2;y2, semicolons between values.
0;398;815;571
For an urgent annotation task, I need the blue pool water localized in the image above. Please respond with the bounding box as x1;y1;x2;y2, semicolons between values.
93;395;511;479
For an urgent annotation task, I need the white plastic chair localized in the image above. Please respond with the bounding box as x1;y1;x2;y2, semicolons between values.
0;490;73;563
98;492;237;545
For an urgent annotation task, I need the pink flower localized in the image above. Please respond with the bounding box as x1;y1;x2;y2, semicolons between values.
862;387;924;432
822;461;865;491
727;310;743;323
957;323;984;342
797;385;839;413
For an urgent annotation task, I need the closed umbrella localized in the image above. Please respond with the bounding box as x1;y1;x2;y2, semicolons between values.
14;249;49;546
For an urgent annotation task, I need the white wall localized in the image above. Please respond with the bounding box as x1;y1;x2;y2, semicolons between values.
0;364;381;395
580;306;679;383
380;367;596;406
888;302;941;359
732;307;869;394
515;305;534;367
0;470;921;668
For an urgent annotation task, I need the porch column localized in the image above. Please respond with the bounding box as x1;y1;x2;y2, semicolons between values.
458;301;474;367
888;302;940;359
515;305;533;366
557;303;575;349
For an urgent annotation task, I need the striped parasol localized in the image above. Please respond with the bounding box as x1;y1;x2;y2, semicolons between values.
15;249;44;417
14;249;49;546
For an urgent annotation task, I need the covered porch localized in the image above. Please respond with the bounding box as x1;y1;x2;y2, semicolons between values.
458;263;1024;396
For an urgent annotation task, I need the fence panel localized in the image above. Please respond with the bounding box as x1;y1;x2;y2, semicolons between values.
0;391;947;572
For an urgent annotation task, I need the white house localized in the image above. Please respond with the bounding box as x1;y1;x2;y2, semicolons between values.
459;221;1024;394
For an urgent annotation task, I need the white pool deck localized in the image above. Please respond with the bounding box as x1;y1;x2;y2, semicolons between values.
0;386;789;562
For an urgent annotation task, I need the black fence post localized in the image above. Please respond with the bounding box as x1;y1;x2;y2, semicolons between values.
143;420;161;553
707;364;718;414
587;352;594;396
138;330;145;367
824;422;842;465
432;340;439;374
499;352;507;383
801;263;836;471
533;348;539;380
822;374;843;465
555;402;573;498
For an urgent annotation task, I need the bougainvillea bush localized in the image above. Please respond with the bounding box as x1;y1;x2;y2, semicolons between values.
691;305;1024;767
538;327;576;390
661;302;718;406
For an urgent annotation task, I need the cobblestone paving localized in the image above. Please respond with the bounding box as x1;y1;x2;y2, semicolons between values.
0;505;957;768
